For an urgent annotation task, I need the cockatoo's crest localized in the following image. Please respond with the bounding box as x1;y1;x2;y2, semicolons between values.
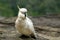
17;5;20;10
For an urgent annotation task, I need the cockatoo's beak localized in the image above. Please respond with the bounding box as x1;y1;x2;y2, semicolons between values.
24;12;27;17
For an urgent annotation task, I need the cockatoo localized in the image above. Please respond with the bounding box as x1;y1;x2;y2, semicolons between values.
15;6;36;39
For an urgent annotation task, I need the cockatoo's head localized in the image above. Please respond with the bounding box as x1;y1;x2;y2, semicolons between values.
18;6;27;20
20;8;27;13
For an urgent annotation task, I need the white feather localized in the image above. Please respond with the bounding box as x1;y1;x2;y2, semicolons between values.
15;8;36;36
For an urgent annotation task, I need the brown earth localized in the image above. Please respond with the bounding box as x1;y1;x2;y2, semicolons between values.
0;16;60;40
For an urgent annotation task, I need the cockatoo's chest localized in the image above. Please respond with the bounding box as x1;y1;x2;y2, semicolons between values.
15;19;32;35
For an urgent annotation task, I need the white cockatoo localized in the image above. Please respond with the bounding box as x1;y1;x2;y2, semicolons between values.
15;6;36;38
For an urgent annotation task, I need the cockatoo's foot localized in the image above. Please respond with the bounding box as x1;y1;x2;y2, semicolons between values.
19;35;29;38
31;35;36;39
30;34;37;39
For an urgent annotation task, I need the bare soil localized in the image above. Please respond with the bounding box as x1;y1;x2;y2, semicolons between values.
0;16;60;40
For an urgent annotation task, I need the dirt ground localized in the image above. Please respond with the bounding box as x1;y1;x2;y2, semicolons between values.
0;16;60;40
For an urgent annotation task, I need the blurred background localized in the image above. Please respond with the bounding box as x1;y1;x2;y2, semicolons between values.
0;0;60;17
